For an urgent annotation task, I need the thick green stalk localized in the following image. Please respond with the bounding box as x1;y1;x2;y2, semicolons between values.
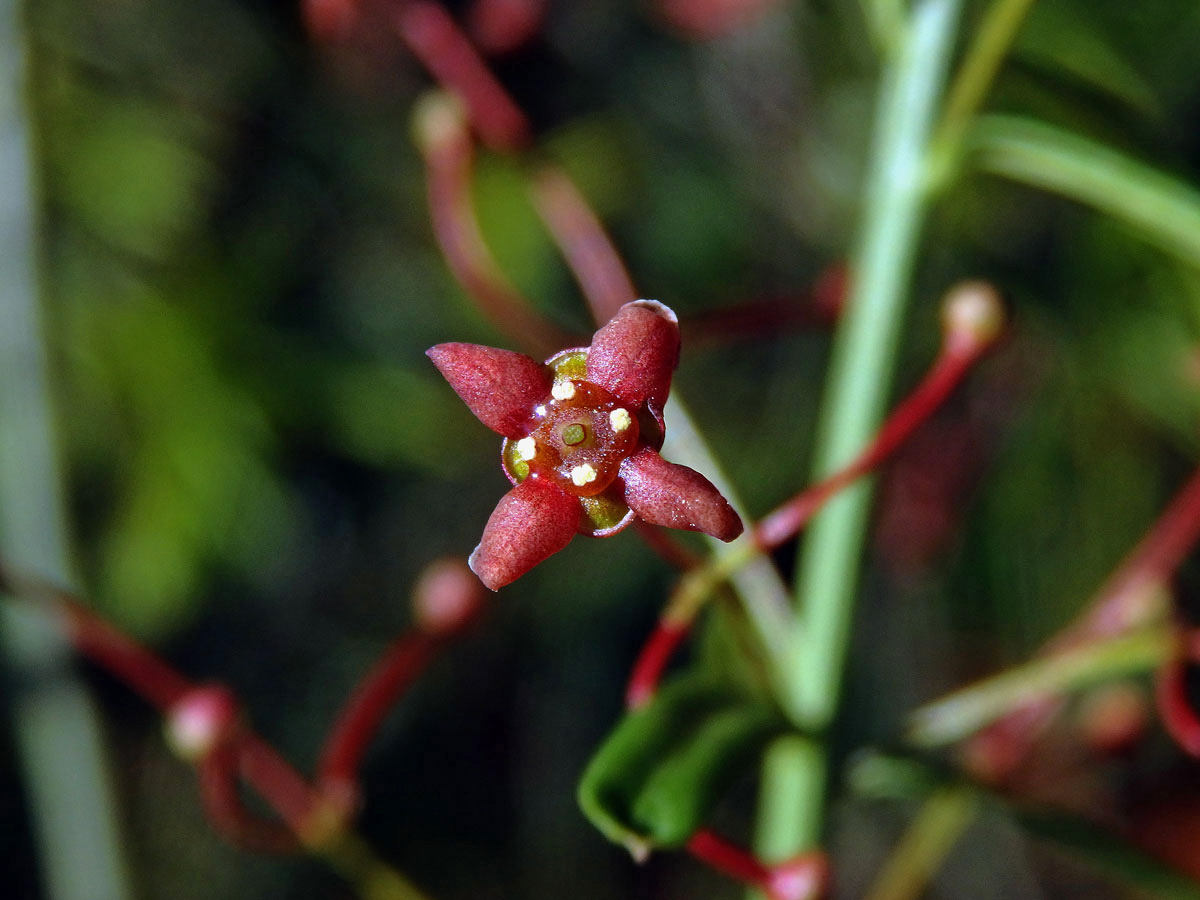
754;0;964;864
0;4;133;898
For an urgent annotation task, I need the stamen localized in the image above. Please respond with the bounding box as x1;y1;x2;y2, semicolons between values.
551;380;577;401
570;463;597;486
515;437;537;461
610;408;632;432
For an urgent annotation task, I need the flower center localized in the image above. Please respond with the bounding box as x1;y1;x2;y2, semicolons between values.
502;379;640;497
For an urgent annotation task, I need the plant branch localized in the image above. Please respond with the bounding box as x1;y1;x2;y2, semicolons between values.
861;785;978;900
528;164;638;326
928;0;1039;178
413;92;580;357
756;0;964;863
906;626;1171;749
395;0;530;152
962;460;1200;777
0;566;435;900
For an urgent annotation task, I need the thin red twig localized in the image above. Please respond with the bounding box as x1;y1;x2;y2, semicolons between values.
687;829;771;884
417;94;580;356
968;462;1200;780
687;829;827;899
625;622;690;709
529;165;638;326
397;1;531;151
681;265;847;346
632;520;704;570
317;633;441;787
754;343;979;551
467;0;546;55
198;744;301;853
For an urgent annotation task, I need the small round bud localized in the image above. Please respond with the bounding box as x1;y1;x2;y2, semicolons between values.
941;280;1006;355
411;91;468;155
767;852;828;900
413;557;485;635
165;685;239;762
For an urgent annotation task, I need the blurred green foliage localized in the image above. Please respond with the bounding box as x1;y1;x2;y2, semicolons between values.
7;0;1200;898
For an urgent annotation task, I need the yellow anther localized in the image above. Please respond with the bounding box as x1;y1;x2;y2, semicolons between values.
551;380;577;401
516;437;537;461
610;408;632;432
570;463;597;486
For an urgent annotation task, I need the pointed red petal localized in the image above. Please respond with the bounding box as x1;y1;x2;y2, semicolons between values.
586;300;680;412
469;480;581;590
427;343;551;438
620;448;743;542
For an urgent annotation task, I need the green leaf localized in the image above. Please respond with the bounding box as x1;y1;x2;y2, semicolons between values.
577;674;782;854
1016;1;1160;118
1020;811;1200;900
968;115;1200;266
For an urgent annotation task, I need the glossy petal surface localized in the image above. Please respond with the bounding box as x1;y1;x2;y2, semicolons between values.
586;300;680;412
427;343;551;438
620;448;743;542
469;479;582;590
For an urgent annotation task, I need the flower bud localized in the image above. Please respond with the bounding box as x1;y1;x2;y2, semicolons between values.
766;852;828;900
413;557;486;634
411;90;468;155
165;685;240;762
941;280;1006;356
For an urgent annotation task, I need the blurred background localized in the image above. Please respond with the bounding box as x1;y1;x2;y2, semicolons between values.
5;0;1200;897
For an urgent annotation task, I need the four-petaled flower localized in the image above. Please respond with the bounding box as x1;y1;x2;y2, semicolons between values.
428;300;744;590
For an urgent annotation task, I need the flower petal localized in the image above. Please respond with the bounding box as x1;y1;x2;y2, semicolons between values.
427;343;551;438
586;300;680;412
469;479;582;590
619;448;743;542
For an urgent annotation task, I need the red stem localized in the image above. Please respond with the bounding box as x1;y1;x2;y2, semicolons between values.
625;621;690;710
529;165;638;327
632;520;703;570
420;107;580;356
0;568;195;710
0;567;396;852
467;0;546;55
968;462;1200;779
396;1;531;152
687;829;771;885
317;633;442;786
755;346;977;550
198;744;301;853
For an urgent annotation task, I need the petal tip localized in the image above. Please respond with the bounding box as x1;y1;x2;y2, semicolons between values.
468;480;582;591
586;301;681;410
426;342;550;438
467;543;504;592
628;298;678;325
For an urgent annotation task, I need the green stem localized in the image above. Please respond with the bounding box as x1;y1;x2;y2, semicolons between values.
929;0;1039;178
0;5;133;898
862;785;978;900
906;626;1171;749
754;0;964;863
661;394;795;667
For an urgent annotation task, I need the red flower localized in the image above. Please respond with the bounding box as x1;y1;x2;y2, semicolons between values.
428;300;743;590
